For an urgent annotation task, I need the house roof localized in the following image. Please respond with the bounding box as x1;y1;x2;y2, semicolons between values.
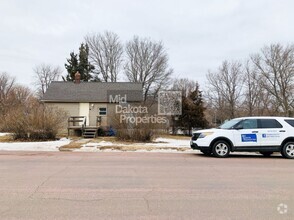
42;81;143;103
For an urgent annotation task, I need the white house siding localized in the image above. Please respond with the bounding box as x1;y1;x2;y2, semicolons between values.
45;103;78;115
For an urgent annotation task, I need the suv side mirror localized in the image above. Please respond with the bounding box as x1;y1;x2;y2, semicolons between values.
234;124;243;130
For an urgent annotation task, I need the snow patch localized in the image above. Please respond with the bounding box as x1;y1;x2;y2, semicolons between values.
0;138;71;152
0;133;11;137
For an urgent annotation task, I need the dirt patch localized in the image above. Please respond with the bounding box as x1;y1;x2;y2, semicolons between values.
59;140;90;151
87;136;187;145
87;137;144;145
59;135;191;152
98;145;189;152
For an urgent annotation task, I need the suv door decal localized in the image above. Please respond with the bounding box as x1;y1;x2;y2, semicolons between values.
241;134;257;142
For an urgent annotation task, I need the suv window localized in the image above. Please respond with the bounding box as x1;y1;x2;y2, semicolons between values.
236;119;258;129
259;119;283;128
285;119;294;127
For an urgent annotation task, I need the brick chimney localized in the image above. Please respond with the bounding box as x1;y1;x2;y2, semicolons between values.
74;71;81;84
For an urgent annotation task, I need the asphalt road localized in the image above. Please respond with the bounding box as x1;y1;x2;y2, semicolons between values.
0;151;293;220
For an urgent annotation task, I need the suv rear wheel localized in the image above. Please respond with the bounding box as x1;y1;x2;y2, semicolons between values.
212;140;230;158
281;142;294;159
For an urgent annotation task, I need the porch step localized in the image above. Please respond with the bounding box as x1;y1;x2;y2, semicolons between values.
83;128;98;138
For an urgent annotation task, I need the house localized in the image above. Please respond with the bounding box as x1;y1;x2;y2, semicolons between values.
42;73;143;137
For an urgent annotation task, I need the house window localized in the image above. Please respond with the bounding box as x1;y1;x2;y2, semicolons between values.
99;107;107;116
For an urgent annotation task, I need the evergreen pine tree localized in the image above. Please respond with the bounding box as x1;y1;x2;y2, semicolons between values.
178;84;208;135
64;43;95;81
77;43;95;81
64;52;78;81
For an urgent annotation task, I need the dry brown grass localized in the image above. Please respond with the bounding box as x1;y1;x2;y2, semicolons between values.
89;136;142;145
0;134;14;142
90;134;190;143
57;135;190;152
59;139;92;151
59;142;83;151
57;134;191;152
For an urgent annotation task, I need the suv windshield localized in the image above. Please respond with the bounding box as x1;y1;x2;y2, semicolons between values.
219;119;242;129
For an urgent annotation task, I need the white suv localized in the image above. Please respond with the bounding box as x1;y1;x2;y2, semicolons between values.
190;116;294;159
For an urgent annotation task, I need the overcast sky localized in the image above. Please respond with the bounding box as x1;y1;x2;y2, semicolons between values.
1;0;294;90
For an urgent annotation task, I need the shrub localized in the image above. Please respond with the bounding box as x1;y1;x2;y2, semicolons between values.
115;127;154;142
97;127;106;136
112;104;168;142
3;98;67;141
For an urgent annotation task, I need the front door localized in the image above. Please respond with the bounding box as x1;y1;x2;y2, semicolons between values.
233;119;260;148
79;103;89;126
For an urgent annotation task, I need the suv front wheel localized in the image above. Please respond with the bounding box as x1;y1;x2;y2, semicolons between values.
212;140;230;158
281;142;294;159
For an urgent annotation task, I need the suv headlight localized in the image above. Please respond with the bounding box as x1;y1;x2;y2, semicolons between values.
199;132;214;138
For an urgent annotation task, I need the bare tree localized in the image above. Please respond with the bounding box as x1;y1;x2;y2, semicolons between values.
243;60;263;115
125;36;173;102
251;44;294;116
171;78;199;97
33;64;62;97
85;31;123;82
242;60;277;116
206;60;244;120
12;85;32;106
205;86;228;125
0;72;15;116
